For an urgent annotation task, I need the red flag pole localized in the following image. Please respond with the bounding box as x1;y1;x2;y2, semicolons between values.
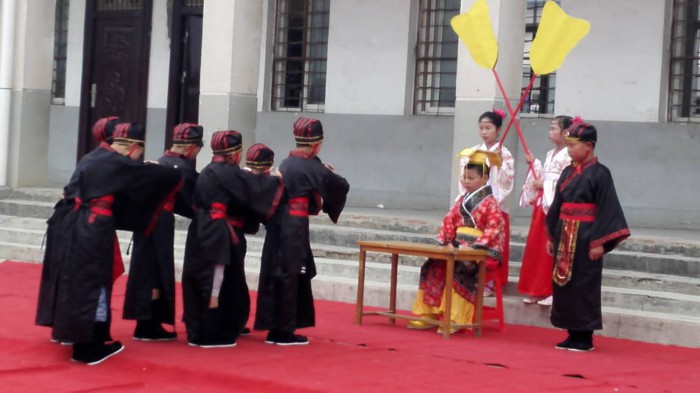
492;68;538;180
499;72;537;148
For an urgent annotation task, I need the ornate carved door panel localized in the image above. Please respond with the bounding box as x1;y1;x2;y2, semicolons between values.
78;0;152;158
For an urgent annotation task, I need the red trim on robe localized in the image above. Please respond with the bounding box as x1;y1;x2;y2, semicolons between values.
589;227;631;251
559;158;598;192
265;179;285;220
145;177;184;236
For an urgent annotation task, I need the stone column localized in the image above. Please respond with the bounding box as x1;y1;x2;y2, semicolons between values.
197;0;264;168
4;1;55;187
450;0;526;204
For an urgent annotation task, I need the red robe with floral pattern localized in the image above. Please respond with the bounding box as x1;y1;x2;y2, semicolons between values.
419;185;505;306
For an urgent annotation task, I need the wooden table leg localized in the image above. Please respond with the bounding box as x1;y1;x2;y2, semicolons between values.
474;259;486;337
389;253;398;324
355;248;367;325
442;255;455;339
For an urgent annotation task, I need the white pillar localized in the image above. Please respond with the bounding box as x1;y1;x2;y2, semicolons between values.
450;0;526;202
198;0;264;169
0;0;17;186
4;0;55;187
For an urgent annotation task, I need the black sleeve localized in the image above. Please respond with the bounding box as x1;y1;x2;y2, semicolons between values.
322;171;350;224
216;166;284;221
589;166;630;253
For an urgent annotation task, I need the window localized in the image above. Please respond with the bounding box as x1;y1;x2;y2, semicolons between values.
669;1;700;121
97;0;144;11
521;0;556;115
414;0;460;115
271;0;329;112
51;0;70;105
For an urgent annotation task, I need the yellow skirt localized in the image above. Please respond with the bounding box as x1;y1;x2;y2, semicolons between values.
411;288;475;326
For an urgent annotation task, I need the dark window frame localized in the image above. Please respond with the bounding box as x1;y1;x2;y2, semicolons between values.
521;0;556;116
51;0;70;105
271;0;329;113
413;0;460;115
669;1;700;121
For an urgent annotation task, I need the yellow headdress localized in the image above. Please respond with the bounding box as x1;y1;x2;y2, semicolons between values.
458;148;502;176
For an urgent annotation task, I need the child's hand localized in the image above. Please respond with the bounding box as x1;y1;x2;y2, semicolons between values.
525;152;534;164
533;179;544;190
589;245;604;260
546;240;554;256
209;296;219;309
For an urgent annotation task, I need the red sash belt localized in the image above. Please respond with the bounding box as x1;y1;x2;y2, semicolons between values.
289;196;309;217
559;202;596;222
209;202;240;245
162;196;175;212
74;195;115;224
73;195;123;281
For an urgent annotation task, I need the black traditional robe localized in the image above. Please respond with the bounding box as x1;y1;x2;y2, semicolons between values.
123;151;199;325
546;158;630;331
254;151;349;332
36;147;99;328
182;160;283;344
37;144;182;343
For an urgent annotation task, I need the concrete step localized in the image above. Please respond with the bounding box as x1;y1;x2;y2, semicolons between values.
0;199;55;219
283;272;700;348
4;213;700;292
8;230;700;319
3;195;700;259
507;262;700;297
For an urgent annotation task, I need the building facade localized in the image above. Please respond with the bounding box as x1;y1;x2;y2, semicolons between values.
0;0;698;229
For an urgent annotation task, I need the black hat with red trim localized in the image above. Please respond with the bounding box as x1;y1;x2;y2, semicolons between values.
211;130;242;155
112;122;145;146
246;143;274;169
172;123;204;147
565;123;597;144
293;117;323;145
92;116;121;143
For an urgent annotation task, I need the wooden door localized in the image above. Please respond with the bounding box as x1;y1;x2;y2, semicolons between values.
78;0;152;159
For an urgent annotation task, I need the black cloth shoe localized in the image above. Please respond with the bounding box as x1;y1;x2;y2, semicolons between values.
567;331;594;352
273;331;309;346
240;327;252;336
197;339;236;349
72;341;124;366
567;340;594;352
555;336;574;350
264;330;279;344
133;320;177;341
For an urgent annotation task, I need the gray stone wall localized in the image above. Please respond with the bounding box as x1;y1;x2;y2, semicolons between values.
512;119;700;230
255;112;454;210
47;105;79;186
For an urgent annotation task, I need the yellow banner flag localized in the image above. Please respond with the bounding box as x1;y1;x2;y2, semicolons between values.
450;0;498;69
530;1;591;76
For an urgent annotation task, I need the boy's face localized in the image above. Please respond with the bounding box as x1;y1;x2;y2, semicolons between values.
566;140;593;162
479;120;499;145
462;168;488;193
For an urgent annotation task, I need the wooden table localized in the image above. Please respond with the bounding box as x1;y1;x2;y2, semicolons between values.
355;240;489;339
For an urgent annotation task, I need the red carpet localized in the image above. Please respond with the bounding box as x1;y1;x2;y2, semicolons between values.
0;260;698;392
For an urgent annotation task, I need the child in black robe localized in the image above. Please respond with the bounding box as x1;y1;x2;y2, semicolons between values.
546;123;630;352
40;122;182;365
36;117;121;342
182;131;283;348
255;117;350;346
124;123;203;340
